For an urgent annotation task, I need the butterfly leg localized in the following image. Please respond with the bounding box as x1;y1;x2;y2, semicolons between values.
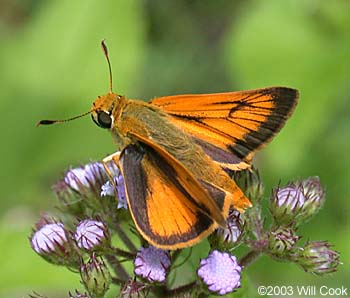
102;151;121;182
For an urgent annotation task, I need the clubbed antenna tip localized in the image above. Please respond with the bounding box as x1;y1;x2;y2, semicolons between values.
36;110;92;127
101;39;113;93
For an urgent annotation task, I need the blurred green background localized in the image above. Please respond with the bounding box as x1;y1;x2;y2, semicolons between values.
0;0;349;297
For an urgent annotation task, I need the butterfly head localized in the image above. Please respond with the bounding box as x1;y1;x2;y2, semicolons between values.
91;93;123;129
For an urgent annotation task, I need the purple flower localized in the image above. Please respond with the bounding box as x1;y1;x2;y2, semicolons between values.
53;162;108;215
100;172;127;209
270;177;325;225
197;250;241;295
301;176;325;217
134;246;171;282
64;162;106;193
220;210;243;243
276;186;305;208
74;220;108;250
54;161;124;215
100;181;114;197
30;219;80;267
115;173;127;208
31;222;67;254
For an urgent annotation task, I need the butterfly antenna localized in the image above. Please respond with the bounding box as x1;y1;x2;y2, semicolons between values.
101;39;113;93
36;110;92;127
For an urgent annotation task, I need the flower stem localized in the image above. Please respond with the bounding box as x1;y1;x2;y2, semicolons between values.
248;204;265;240
110;221;137;253
239;249;262;268
111;276;125;286
105;254;129;281
107;246;135;259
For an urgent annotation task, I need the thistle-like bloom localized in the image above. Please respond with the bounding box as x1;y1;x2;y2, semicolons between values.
212;209;244;249
134;246;171;282
74;219;109;251
64;162;107;195
30;219;78;267
53;162;110;216
100;172;127;209
295;241;340;275
300;177;325;220
80;254;111;298
197;250;241;295
268;226;299;258
270;177;325;225
54;160;129;217
31;222;67;254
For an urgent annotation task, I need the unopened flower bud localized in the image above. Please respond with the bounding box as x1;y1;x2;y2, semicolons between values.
197;250;241;295
120;279;148;298
295;241;340;275
268;226;299;258
300;177;325;221
74;219;109;251
270;183;304;225
30;219;79;267
270;177;325;226
80;254;111;298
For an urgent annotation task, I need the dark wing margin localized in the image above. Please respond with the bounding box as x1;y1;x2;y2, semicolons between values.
119;143;226;249
228;87;299;160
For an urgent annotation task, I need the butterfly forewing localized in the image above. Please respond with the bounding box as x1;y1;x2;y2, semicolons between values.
151;87;298;162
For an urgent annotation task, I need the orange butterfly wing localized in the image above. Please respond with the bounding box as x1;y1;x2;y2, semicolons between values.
150;87;298;164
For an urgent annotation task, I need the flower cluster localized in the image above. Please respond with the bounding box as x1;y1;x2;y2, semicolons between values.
29;161;339;297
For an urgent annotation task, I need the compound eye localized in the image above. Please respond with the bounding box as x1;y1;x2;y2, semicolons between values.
97;111;112;129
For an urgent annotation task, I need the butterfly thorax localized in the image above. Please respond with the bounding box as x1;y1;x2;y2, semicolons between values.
117;100;227;180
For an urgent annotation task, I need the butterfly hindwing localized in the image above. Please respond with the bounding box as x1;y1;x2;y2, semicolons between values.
119;143;227;249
